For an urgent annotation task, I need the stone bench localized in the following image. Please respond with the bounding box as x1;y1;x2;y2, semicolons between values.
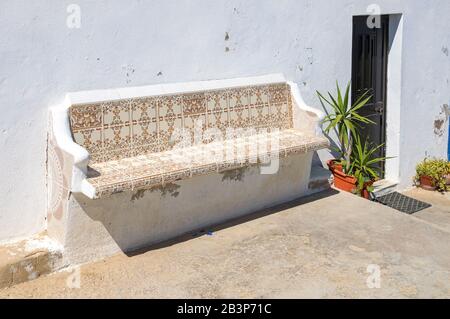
47;74;329;264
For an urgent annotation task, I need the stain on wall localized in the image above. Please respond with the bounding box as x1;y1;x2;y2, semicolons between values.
433;104;449;137
122;64;135;84
131;183;181;201
221;167;250;182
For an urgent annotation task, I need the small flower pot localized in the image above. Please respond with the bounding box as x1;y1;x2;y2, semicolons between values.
361;180;375;199
327;159;373;199
445;174;450;185
419;175;435;191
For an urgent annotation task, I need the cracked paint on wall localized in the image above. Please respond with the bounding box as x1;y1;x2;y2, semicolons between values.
433;104;449;139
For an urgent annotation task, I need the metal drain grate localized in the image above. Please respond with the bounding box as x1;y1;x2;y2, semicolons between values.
374;191;431;214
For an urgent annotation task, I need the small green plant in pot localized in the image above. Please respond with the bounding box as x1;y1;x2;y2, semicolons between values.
346;136;389;198
318;82;373;174
446;162;450;185
318;81;391;198
415;158;450;192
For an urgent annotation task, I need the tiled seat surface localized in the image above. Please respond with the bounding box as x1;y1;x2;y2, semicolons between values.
86;129;329;198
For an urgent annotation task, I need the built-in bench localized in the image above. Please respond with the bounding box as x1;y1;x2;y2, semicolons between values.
47;74;329;264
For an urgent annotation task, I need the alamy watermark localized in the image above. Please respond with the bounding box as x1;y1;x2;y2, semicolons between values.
366;264;381;289
65;265;81;289
167;119;281;175
366;4;381;29
66;4;81;29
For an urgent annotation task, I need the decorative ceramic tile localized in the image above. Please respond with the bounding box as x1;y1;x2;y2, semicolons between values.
103;125;131;150
100;149;134;162
249;85;270;128
182;92;206;145
205;90;229;134
162;168;191;184
269;84;292;129
131;97;158;123
132;143;160;156
158;95;183;152
228;88;251;129
132;121;158;146
90;152;105;163
72;128;102;154
102;100;130;127
182;92;206;115
69;103;102;130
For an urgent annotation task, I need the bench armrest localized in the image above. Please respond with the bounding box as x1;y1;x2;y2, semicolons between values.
49;99;92;196
287;81;325;136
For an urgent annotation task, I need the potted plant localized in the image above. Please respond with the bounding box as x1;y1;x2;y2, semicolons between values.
415;158;450;192
446;161;450;185
317;82;388;198
347;135;388;198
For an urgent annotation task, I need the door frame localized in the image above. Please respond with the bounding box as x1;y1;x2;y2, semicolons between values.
349;13;403;183
351;14;389;178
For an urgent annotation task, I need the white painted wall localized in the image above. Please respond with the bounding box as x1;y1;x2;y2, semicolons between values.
1;0;449;242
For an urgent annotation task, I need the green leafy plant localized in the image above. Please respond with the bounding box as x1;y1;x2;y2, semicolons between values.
317;82;374;173
317;81;394;197
346;136;390;194
415;158;450;192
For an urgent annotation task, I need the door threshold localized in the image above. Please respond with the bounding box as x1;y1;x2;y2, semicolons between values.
373;179;398;197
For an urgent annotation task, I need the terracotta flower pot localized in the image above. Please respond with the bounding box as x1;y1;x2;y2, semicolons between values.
445;174;450;185
361;180;374;199
327;159;373;199
419;175;435;191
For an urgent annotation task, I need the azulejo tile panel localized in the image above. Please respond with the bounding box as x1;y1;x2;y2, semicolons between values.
69;83;293;164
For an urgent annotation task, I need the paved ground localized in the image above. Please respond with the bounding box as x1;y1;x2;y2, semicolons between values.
403;188;450;233
0;188;449;298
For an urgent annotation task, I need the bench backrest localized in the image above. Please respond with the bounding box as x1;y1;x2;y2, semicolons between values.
69;82;293;163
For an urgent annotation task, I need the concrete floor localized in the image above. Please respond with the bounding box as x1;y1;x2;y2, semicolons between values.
403;188;450;233
0;188;449;298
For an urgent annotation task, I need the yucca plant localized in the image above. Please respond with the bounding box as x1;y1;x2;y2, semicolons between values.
317;82;374;172
346;136;390;194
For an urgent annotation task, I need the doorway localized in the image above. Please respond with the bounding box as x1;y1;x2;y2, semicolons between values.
351;15;389;177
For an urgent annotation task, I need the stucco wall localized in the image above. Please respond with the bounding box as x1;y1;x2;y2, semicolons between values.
0;0;449;242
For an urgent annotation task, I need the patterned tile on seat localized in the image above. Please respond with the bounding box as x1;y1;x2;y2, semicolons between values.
86;129;329;198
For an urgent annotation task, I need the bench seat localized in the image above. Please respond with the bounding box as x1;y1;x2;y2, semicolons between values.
86;128;328;198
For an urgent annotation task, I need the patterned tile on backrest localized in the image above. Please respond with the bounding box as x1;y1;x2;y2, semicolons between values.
268;83;292;129
68;82;293;164
182;92;207;145
205;89;229;137
228;87;251;129
157;94;183;152
130;97;158;154
248;85;270;128
69;103;103;161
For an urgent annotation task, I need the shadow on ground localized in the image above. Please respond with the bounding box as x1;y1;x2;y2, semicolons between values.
127;188;340;257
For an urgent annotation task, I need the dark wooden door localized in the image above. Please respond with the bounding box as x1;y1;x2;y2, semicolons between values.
351;15;389;177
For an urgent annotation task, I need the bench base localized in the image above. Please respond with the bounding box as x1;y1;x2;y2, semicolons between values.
49;152;317;265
